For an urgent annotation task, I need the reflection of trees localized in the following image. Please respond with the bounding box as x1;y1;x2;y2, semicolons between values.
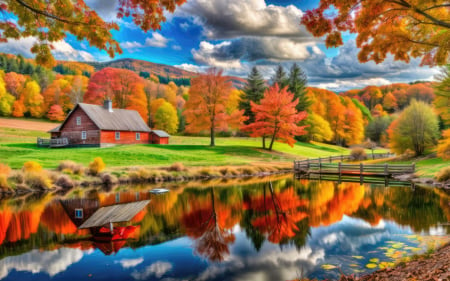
181;188;240;261
243;182;309;248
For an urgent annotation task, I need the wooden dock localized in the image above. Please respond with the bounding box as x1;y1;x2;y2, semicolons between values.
297;173;413;187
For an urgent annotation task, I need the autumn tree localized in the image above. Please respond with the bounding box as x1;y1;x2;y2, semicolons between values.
4;72;26;98
301;0;450;66
306;113;333;142
366;115;394;145
342;96;365;145
388;100;439;155
47;104;65;121
406;83;435;104
184;69;245;146
149;98;166;127
382;92;398;113
154;101;179;134
42;78;72;112
437;129;450;160
22;81;44;118
164;82;178;107
69;75;89;105
84;68;148;121
240;66;267;125
0;0;187;67
242;84;308;150
0;73;14;116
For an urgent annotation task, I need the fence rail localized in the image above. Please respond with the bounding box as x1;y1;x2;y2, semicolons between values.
37;137;69;148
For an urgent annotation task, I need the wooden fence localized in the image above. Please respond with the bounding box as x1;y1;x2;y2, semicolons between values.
297;173;413;187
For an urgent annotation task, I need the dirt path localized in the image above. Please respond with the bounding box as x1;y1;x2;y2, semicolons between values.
0;118;56;132
342;243;450;281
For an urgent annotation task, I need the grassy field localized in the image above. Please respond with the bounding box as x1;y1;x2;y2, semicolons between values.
0;118;359;169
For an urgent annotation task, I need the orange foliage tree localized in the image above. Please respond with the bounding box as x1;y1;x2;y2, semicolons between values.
47;104;65;121
382;92;398;112
184;68;246;146
242;84;307;150
301;0;450;66
84;68;148;121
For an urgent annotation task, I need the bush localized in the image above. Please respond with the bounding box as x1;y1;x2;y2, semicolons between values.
168;162;185;172
55;175;75;189
22;161;42;172
25;173;52;190
350;147;367;161
89;157;105;175
100;173;118;185
58;160;85;175
437;129;450;160
0;163;11;190
436;167;450;182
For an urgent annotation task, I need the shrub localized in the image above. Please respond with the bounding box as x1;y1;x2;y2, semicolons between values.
0;163;11;190
168;162;185;172
58;160;85;175
22;161;43;172
55;175;75;189
219;167;229;176
100;173;118;185
89;157;105;175
25;173;52;190
436;167;450;182
437;129;450;160
350;147;367;161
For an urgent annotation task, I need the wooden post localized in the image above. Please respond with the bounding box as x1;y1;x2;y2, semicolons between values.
360;163;363;184
384;163;388;176
319;158;322;174
412;162;415;173
329;156;332;163
307;158;310;169
338;162;342;183
341;154;343;162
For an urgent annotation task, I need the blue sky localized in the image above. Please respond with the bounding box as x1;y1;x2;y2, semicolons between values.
0;0;440;92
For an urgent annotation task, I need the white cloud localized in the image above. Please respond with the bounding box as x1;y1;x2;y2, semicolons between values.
172;45;182;51
115;258;144;269
0;248;84;279
145;32;169;48
120;41;145;50
0;37;94;61
180;22;190;31
175;63;207;73
131;261;173;280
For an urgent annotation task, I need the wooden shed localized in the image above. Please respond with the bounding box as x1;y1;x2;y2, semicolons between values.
45;100;151;147
150;130;170;144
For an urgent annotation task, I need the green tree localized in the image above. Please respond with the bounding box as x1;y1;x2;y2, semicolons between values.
434;65;450;126
271;65;288;88
387;100;439;156
154;101;179;135
239;66;267;125
365;115;393;144
288;63;310;112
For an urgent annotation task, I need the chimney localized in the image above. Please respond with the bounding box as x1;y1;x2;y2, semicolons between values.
104;99;113;112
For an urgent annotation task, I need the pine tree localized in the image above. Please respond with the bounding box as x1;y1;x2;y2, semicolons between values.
288;63;310;112
239;66;267;125
271;65;288;88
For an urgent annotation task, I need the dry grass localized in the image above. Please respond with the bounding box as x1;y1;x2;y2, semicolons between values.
58;160;85;175
436;166;450;182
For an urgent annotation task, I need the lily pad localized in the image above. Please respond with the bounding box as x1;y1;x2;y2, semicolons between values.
366;263;377;269
349;264;360;268
369;258;379;263
352;255;364;259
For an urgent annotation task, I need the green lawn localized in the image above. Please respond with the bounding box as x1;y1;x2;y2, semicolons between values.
0;132;355;169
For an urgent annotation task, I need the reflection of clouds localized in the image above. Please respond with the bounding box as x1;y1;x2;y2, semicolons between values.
195;239;324;281
131;261;173;280
0;248;84;279
116;257;144;269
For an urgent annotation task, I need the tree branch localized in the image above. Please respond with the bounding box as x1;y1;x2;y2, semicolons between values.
423;4;450;11
14;0;89;25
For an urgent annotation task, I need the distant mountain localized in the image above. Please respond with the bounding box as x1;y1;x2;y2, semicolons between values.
84;58;247;88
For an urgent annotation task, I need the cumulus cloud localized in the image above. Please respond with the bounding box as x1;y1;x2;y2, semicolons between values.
0;37;94;61
131;261;173;280
120;41;145;50
177;0;307;39
145;32;169;48
0;248;84;279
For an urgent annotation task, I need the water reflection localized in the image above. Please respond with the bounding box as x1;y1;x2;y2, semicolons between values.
0;176;448;280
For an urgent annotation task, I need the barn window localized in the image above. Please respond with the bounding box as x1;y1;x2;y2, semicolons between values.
76;116;81;125
75;208;83;218
81;131;87;140
136;133;140;140
115;132;120;140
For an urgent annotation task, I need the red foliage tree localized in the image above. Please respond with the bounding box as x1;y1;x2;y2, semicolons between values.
47;104;65;121
84;68;148;121
242;84;307;150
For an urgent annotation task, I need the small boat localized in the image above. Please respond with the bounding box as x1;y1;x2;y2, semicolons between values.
149;188;169;194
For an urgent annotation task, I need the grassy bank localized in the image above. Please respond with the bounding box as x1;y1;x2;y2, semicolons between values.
366;156;450;178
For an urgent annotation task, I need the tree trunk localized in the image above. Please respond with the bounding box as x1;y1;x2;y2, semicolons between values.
268;133;276;151
210;121;215;146
262;136;266;149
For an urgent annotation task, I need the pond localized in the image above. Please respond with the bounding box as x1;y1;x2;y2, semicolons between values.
0;175;449;281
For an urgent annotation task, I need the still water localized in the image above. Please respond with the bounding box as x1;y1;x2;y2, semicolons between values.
0;175;449;281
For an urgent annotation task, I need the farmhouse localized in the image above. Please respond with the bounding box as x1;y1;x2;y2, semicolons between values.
40;101;169;147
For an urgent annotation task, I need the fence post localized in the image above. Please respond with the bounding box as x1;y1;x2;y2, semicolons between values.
338;162;342;183
360;163;363;184
412;162;415;173
307;158;310;169
384;163;388;176
341;154;343;162
329;156;332;163
319;158;322;174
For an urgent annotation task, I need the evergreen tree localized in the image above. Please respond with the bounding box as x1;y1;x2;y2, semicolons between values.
239;66;267;125
288;63;310;112
271;65;288;88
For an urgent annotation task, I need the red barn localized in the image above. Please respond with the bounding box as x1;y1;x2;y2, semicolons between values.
150;130;170;144
44;101;166;147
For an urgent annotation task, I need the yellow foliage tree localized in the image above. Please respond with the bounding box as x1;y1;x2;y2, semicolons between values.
437;129;450;160
154;101;179;134
306;113;333;142
22;81;44;118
